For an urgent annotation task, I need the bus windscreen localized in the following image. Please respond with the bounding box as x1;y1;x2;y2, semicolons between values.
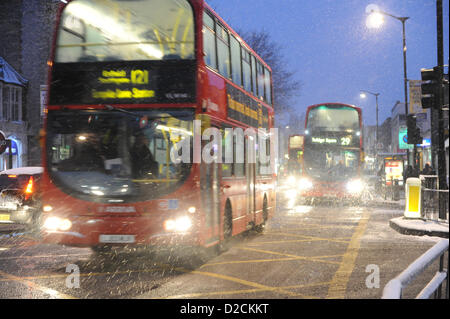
306;105;359;133
46;108;193;203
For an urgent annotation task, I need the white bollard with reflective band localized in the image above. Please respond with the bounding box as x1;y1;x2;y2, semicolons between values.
404;177;421;219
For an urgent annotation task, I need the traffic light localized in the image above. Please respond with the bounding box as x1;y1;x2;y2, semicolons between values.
420;67;439;109
406;114;422;145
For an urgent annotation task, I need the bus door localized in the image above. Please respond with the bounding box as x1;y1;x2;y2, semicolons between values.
246;135;256;227
200;125;221;245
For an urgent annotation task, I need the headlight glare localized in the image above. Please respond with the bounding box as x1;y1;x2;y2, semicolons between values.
298;178;313;190
164;216;192;232
43;216;72;231
287;176;296;185
346;179;364;193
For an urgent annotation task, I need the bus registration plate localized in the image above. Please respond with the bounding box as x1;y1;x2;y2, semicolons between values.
99;234;135;244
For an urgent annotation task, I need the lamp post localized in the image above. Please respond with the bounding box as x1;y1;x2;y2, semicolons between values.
360;90;380;151
366;9;411;167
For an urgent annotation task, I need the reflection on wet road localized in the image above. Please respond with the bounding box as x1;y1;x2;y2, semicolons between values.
0;195;440;299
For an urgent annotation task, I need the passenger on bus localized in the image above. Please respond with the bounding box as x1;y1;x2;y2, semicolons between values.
130;133;159;179
330;160;345;176
58;135;105;172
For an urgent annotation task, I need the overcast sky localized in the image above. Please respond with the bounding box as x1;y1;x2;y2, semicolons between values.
207;0;449;127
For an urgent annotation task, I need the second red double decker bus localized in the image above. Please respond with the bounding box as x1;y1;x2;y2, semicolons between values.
41;0;275;252
297;103;365;203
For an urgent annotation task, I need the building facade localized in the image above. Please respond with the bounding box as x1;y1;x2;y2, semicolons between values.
0;0;59;169
0;57;29;169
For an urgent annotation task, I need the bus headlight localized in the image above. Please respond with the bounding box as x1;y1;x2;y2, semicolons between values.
287;176;296;185
298;178;313;190
43;216;72;231
285;189;297;198
164;216;192;232
346;179;364;193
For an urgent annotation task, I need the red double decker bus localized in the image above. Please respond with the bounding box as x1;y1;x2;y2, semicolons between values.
298;103;364;202
41;0;275;251
287;135;304;177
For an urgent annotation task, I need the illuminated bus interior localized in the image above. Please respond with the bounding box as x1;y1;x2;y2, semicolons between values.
306;105;360;133
56;0;194;62
47;109;193;202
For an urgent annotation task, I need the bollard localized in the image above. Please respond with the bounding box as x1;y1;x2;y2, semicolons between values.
390;177;394;200
404;177;421;219
393;179;400;201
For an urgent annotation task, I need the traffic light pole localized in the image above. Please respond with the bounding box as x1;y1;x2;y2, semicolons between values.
436;0;447;220
400;17;411;168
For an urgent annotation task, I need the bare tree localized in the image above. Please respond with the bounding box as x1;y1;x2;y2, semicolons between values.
239;30;302;124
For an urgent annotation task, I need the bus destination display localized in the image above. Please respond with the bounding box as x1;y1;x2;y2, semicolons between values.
49;61;196;105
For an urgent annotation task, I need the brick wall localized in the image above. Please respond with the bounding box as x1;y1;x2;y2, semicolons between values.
0;0;23;72
21;0;59;166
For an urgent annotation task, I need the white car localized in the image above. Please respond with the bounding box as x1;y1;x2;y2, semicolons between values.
0;167;43;226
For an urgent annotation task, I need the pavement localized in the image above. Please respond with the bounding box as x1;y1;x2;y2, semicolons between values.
379;195;449;239
390;217;449;238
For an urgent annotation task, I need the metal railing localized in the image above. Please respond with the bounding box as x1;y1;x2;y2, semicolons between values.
379;177;403;201
420;175;449;223
382;239;449;299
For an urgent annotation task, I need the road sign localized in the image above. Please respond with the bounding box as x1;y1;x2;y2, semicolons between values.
398;126;413;150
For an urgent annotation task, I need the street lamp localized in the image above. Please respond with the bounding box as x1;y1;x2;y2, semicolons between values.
360;90;380;151
366;8;411;166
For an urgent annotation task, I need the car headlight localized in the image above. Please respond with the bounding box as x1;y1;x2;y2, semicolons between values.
164;216;192;232
346;179;364;193
43;216;72;231
298;178;313;190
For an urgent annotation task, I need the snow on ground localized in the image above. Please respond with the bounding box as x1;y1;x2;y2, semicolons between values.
391;217;449;235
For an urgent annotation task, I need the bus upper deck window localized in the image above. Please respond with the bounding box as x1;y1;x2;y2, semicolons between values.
56;0;194;63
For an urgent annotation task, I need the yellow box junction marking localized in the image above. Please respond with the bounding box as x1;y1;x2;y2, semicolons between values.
326;212;370;299
0;269;77;299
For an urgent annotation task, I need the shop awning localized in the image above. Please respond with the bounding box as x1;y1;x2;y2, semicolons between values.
0;57;28;87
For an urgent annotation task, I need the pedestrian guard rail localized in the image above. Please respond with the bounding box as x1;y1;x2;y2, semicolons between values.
382;239;449;299
419;175;449;223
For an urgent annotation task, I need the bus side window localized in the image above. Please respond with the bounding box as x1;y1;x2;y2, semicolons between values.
230;35;242;86
257;62;265;101
264;67;272;105
251;55;258;97
216;24;231;79
203;11;217;70
242;48;252;93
